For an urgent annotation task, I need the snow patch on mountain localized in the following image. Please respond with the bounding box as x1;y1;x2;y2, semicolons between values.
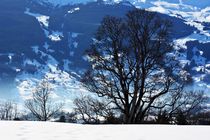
68;7;80;14
146;1;210;44
25;8;49;28
48;31;64;41
73;42;78;48
7;53;14;63
23;59;42;68
63;59;72;71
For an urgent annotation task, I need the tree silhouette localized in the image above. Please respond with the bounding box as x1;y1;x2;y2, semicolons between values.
82;9;191;124
25;79;63;121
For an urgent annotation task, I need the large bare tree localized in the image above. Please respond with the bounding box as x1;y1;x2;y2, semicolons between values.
25;79;63;121
82;9;191;123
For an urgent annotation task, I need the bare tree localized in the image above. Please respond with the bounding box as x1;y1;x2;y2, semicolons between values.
0;101;18;120
153;90;207;124
171;91;206;117
74;95;113;124
82;9;191;123
25;79;63;121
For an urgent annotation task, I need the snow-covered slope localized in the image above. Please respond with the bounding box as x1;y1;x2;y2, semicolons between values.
0;121;209;140
31;1;210;94
0;0;135;106
137;1;210;93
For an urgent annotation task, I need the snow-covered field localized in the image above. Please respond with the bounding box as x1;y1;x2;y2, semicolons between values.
0;121;209;140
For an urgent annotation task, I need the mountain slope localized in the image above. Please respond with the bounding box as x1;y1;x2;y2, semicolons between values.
0;0;209;108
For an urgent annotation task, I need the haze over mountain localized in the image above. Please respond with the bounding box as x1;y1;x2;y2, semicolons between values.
0;0;210;109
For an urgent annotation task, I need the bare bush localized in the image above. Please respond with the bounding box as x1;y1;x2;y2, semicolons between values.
73;95;114;124
152;90;207;124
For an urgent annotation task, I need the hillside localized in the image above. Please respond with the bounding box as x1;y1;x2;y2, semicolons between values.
0;0;210;108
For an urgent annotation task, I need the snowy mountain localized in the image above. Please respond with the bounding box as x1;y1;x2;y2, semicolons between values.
34;0;210;9
0;0;210;109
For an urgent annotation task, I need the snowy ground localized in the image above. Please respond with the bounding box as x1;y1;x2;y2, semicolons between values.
0;121;209;140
